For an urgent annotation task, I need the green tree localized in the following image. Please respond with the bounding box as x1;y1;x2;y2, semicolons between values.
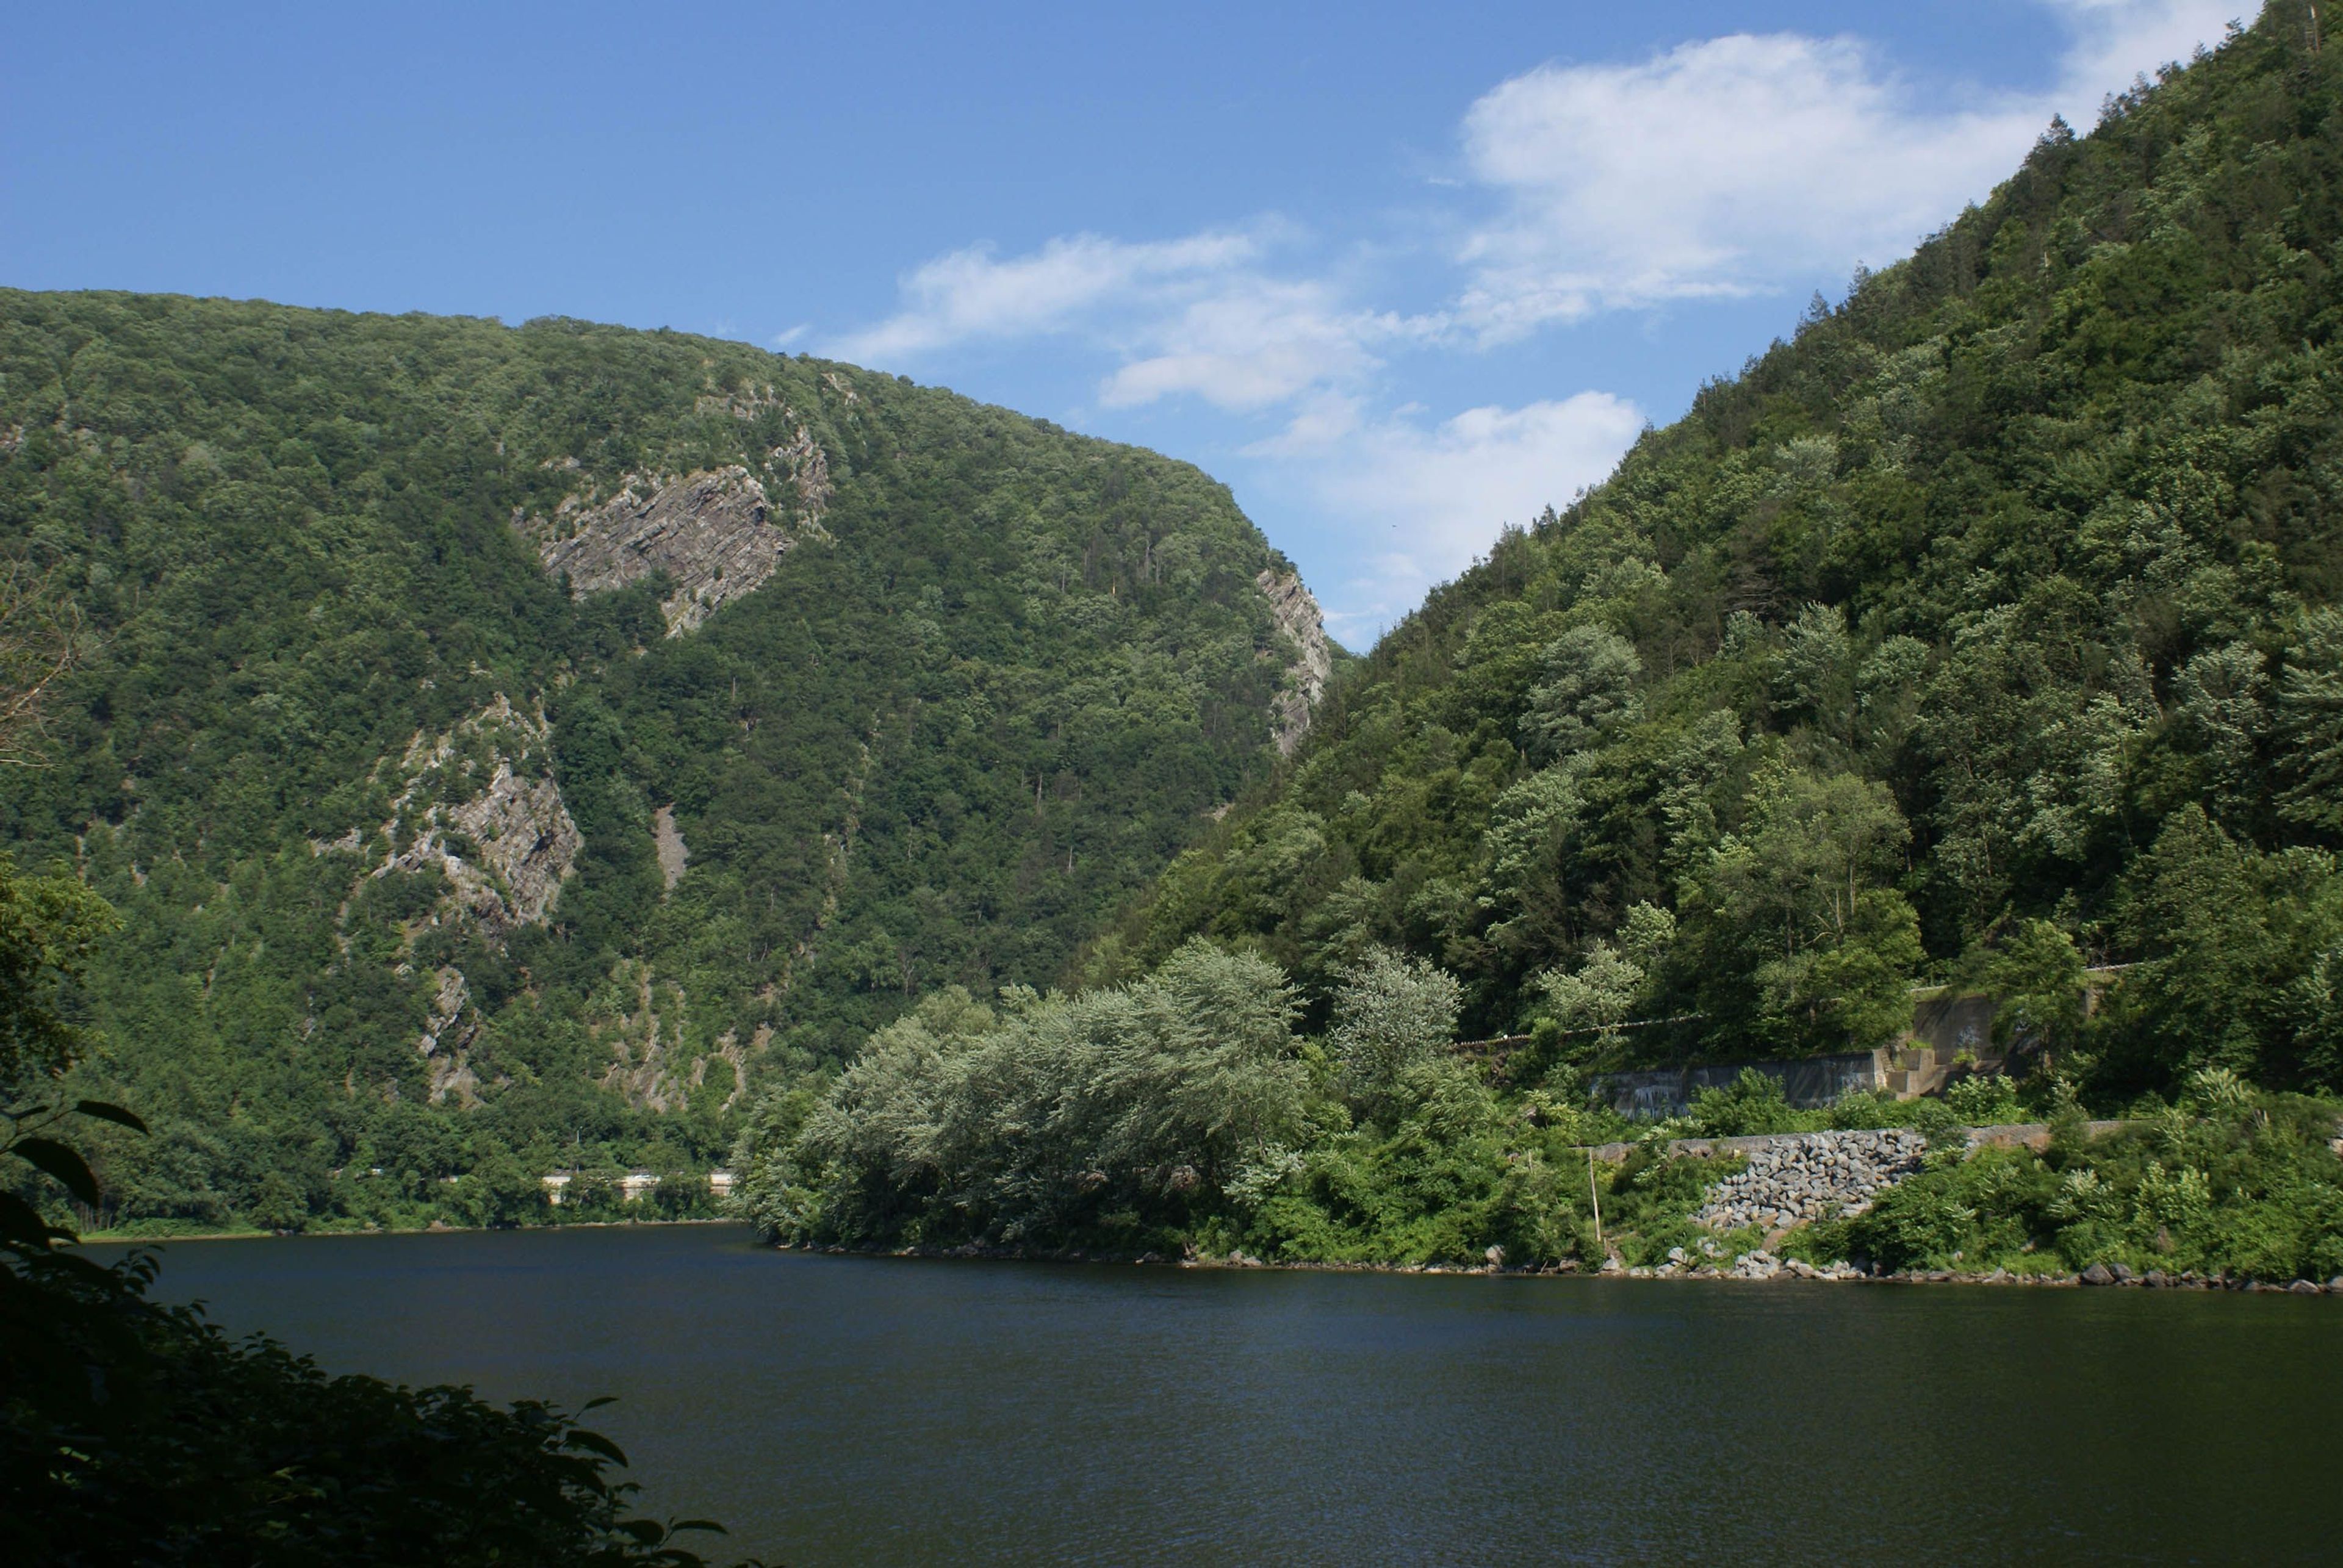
2095;806;2343;1090
1519;625;1641;763
1973;918;2088;1057
2276;608;2343;833
1330;946;1463;1107
1677;764;1921;1053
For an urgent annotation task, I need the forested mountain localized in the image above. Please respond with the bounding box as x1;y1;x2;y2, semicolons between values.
0;293;1334;1228
731;11;2343;1276
1104;9;2343;1095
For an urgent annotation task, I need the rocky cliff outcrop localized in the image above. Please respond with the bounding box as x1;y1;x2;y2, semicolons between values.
528;466;797;636
310;697;581;1096
417;966;483;1107
375;696;581;933
594;962;697;1112
1256;567;1333;756
766;426;835;536
653;804;689;892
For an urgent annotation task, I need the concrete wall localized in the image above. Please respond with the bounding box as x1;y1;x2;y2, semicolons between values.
1908;991;1997;1055
1591;1052;1884;1117
1585;990;2019;1117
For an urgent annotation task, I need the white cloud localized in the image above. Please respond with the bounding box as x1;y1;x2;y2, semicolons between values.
1101;279;1431;412
1273;393;1648;635
829;230;1261;362
830;227;1439;419
1456;35;2037;336
2051;0;2247;105
1453;1;2242;337
822;0;2245;638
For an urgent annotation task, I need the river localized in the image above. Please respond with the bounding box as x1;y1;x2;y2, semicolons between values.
102;1223;2340;1564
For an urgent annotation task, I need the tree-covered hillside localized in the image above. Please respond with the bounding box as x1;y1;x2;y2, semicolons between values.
1110;7;2343;1098
0;293;1332;1228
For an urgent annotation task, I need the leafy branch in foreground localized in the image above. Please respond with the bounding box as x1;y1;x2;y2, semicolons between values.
0;854;762;1565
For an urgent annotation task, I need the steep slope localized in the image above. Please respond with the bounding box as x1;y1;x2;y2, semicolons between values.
1114;7;2343;1096
0;293;1336;1226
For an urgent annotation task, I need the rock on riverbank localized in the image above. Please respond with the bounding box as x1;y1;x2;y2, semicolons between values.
1693;1129;1929;1231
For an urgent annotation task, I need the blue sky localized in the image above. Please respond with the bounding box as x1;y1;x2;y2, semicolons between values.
3;2;2245;641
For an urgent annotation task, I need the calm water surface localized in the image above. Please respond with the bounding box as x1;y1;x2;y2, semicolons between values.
102;1225;2341;1564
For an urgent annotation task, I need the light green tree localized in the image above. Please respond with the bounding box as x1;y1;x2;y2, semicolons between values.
1330;945;1463;1105
1520;625;1641;762
1678;763;1922;1052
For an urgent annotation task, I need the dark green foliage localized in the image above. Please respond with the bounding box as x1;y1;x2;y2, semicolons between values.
1593;1144;1747;1268
1805;1076;2343;1281
0;856;115;1087
2092;804;2343;1089
746;942;1313;1252
0;291;1313;1229
754;938;1649;1270
0;858;749;1565
1113;10;2343;1096
5;1250;747;1567
1688;1068;1807;1137
1240;1060;1587;1266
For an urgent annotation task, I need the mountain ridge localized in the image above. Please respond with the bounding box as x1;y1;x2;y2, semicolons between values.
0;289;1337;1226
1100;5;2343;1098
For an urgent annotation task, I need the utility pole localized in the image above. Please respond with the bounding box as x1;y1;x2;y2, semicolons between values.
1588;1146;1605;1256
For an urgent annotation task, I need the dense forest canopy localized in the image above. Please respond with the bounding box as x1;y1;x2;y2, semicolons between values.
735;9;2343;1276
1103;7;2343;1099
0;295;1331;1229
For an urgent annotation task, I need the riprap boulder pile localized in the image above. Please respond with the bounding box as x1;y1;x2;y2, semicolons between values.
1693;1129;1929;1231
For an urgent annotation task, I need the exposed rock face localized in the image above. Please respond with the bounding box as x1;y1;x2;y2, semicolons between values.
766;426;834;535
377;696;581;933
694;1025;761;1112
1256;567;1333;756
695;381;790;421
313;697;579;1098
530;467;796;636
596;962;693;1112
418;966;481;1108
653;804;689;892
592;977;771;1113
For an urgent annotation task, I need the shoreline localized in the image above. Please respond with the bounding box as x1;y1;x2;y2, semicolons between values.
75;1216;742;1245
73;1221;2341;1293
774;1240;2343;1294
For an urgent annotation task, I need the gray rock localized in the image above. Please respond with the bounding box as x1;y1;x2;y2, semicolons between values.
1256;568;1333;755
2080;1261;2116;1286
531;466;799;636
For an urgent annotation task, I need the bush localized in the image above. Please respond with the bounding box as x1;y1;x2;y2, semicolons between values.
1808;1082;2343;1279
3;1248;746;1566
1688;1068;1819;1137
